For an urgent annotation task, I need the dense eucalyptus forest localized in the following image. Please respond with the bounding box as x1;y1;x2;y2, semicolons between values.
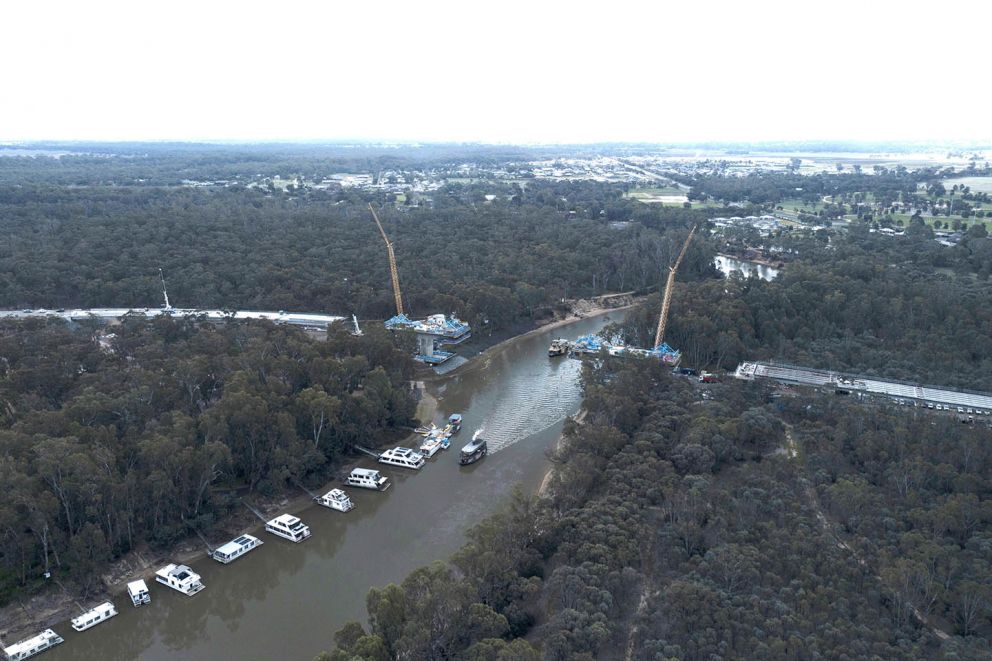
0;148;708;608
321;359;991;660
0;318;415;601
0;147;990;658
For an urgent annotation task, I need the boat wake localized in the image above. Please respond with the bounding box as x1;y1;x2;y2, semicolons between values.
481;362;583;454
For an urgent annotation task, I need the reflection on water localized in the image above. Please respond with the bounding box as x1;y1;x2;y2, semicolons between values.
714;255;779;281
43;311;624;661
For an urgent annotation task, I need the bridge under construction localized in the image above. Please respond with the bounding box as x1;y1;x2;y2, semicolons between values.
0;307;345;330
735;361;992;414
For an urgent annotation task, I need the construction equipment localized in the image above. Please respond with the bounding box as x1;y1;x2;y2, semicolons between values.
369;203;404;316
653;225;696;349
159;268;172;310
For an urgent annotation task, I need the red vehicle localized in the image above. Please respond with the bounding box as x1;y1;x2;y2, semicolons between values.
699;371;720;384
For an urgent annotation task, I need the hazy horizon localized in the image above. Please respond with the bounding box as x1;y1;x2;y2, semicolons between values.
3;0;990;144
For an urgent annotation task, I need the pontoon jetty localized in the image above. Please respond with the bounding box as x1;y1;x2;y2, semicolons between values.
155;563;205;596
211;534;263;564
70;602;117;632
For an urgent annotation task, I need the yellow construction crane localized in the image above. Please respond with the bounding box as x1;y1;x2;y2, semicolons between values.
653;225;696;349
369;203;404;316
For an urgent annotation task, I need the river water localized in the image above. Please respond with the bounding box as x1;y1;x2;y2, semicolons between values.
43;311;624;661
713;255;779;281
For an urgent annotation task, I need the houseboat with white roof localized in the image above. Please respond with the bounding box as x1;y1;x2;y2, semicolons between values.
211;534;263;564
265;514;311;542
448;413;462;433
127;579;150;607
2;629;64;661
345;467;390;491
419;435;444;458
378;447;425;469
316;488;355;512
154;563;205;596
70;601;118;632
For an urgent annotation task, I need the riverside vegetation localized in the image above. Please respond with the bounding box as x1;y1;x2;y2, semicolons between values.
0;146;989;657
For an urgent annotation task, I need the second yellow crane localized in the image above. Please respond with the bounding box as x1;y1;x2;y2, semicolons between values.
653;225;696;349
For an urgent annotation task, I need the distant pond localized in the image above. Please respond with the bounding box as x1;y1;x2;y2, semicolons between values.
714;255;780;281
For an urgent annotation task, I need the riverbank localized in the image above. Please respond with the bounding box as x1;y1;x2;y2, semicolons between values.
537;408;587;498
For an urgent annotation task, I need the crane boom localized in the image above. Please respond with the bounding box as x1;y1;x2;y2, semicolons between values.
653;225;696;349
368;203;404;316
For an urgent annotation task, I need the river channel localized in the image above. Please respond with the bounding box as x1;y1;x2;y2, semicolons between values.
43;310;625;661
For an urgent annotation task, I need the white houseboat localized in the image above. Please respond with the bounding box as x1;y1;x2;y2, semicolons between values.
419;436;444;458
71;601;118;632
211;534;263;564
154;563;205;596
378;447;425;469
127;579;150;607
345;467;390;491
265;514;311;542
316;488;355;512
2;629;64;661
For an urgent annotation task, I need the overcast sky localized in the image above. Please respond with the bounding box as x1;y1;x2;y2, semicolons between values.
2;0;989;144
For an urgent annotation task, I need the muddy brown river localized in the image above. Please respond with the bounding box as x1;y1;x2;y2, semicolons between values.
39;311;624;660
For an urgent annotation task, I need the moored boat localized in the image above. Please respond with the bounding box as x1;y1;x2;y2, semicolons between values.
378;446;425;469
419;436;443;458
548;338;569;357
211;534;263;564
345;467;391;491
127;579;150;607
155;563;204;596
2;629;64;661
71;602;118;632
265;514;311;542
316;488;355;512
448;413;463;433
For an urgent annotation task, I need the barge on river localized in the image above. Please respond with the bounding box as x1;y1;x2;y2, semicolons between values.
378;447;425;469
212;534;263;563
345;467;391;490
316;488;354;512
266;514;311;542
2;629;64;661
155;563;205;596
70;602;117;632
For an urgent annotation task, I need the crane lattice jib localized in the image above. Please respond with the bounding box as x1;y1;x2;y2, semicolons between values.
653;225;696;349
368;203;404;316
